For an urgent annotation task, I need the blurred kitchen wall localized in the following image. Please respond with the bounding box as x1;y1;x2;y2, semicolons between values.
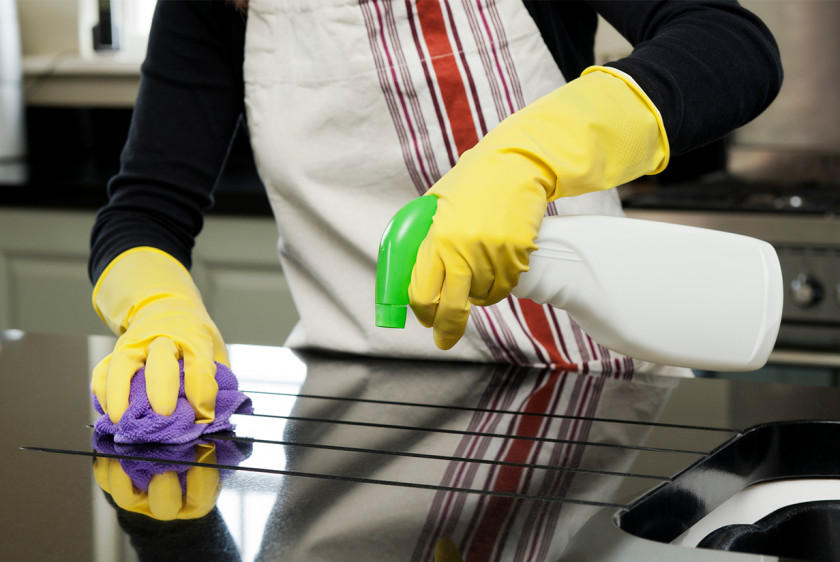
16;0;154;58
737;0;840;153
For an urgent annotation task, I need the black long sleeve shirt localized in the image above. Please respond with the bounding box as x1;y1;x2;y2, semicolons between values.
89;0;782;282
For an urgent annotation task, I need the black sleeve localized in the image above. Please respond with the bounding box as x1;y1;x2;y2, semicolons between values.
88;0;246;282
525;0;783;156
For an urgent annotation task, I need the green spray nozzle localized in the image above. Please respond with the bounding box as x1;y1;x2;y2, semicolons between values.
375;195;438;328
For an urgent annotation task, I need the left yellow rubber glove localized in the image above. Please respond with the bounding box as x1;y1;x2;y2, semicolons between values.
91;247;229;423
409;67;669;349
93;443;221;520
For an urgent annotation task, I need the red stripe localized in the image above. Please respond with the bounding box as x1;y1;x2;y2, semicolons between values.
464;372;564;560
546;306;576;368
403;0;458;168
411;366;524;562
416;1;479;155
518;299;577;370
524;377;600;560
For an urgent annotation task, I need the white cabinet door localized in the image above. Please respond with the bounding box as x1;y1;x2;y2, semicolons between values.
0;208;298;345
0;209;105;336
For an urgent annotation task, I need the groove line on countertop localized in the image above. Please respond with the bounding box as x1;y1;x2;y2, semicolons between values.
78;425;682;480
239;412;714;455
20;446;631;509
242;389;740;433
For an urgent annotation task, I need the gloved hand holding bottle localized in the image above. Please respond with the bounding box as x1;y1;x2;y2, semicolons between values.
91;247;229;423
409;67;669;350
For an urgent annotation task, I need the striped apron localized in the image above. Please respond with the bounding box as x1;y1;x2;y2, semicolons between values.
243;0;683;375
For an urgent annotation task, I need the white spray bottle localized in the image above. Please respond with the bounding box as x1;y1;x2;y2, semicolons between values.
376;195;783;371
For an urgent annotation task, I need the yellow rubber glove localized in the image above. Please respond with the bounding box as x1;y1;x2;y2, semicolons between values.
93;443;221;520
91;247;229;423
435;538;464;562
409;67;669;349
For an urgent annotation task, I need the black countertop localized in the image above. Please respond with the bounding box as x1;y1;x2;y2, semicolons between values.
4;331;840;561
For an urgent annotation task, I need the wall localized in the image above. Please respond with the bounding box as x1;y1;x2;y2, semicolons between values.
16;0;154;57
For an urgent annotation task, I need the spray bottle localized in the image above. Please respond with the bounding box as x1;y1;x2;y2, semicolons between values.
376;195;783;371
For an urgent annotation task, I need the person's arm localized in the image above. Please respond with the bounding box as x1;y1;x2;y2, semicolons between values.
88;0;247;423
410;0;782;349
524;0;782;155
89;0;246;280
591;0;782;153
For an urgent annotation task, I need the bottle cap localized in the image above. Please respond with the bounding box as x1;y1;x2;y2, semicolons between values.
375;303;407;328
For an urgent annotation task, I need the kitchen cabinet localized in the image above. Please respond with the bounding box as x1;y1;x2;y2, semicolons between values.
0;208;298;345
22;54;141;107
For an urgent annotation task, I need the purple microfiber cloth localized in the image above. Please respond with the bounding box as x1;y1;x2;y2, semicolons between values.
92;361;253;445
92;432;253;492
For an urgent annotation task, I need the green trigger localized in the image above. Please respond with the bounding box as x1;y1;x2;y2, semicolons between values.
375;195;438;328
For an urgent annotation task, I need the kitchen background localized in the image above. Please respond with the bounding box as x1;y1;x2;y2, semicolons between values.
0;0;838;383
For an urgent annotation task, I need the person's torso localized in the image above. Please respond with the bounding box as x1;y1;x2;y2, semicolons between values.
242;0;674;376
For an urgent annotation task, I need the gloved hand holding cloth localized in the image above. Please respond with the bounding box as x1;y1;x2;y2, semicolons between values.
409;67;669;349
91;247;230;424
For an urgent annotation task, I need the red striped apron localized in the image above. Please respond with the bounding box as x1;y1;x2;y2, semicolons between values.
243;0;674;373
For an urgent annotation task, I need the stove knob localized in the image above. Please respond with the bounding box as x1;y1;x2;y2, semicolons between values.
789;274;823;308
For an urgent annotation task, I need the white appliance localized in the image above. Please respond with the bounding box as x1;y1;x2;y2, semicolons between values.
0;0;26;181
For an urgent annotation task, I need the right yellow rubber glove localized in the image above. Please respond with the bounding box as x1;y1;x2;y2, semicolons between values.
91;247;229;423
409;67;669;350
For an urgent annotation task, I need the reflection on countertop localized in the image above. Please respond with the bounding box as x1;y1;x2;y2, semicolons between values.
5;331;840;560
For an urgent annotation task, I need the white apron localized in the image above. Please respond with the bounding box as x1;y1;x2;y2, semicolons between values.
243;0;684;376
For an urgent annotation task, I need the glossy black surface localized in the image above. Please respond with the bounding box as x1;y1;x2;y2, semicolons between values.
3;331;840;561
